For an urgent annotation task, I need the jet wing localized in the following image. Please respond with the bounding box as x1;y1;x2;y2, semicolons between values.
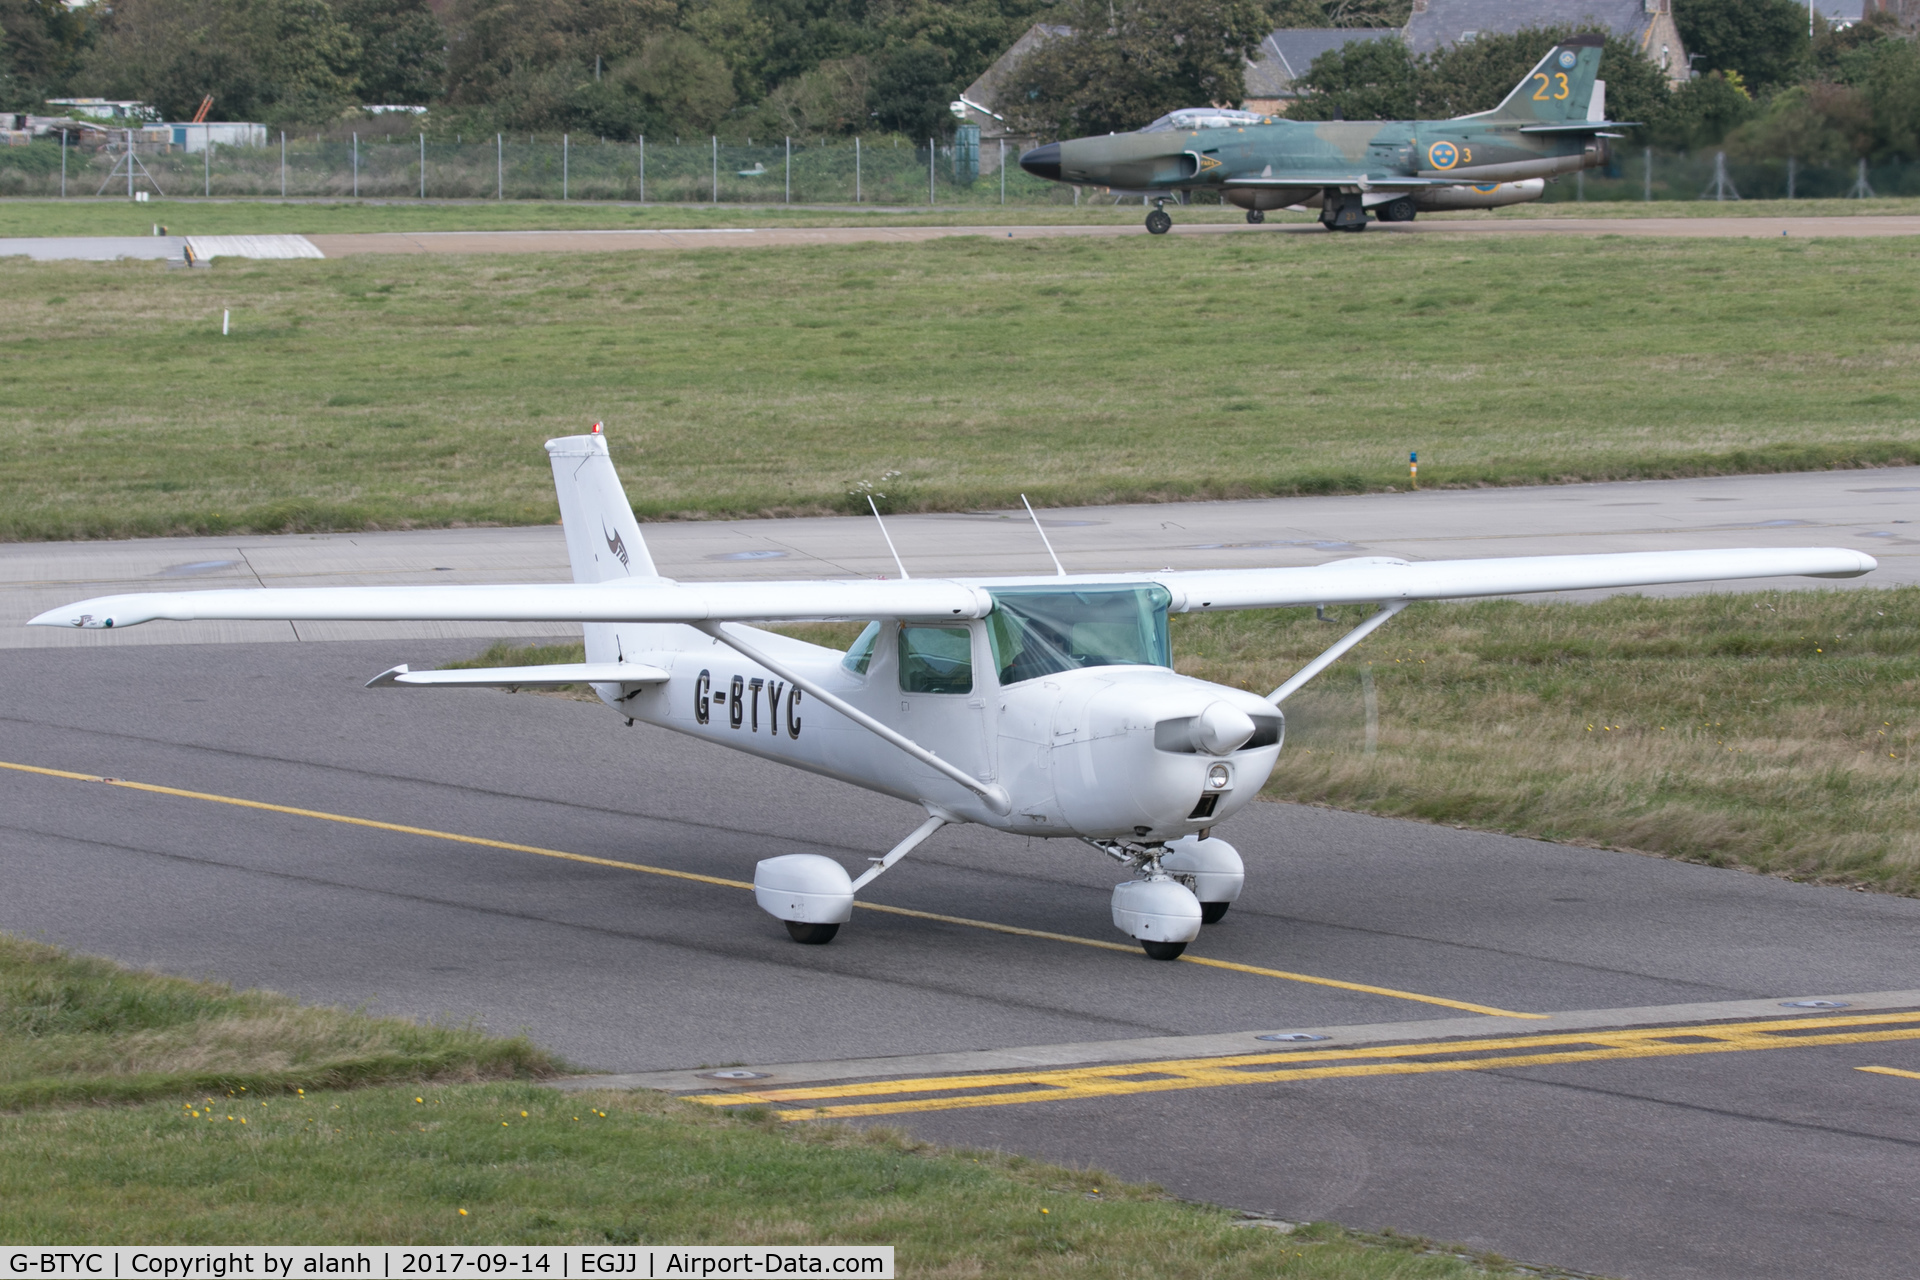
1146;548;1875;611
1223;175;1458;190
29;579;993;630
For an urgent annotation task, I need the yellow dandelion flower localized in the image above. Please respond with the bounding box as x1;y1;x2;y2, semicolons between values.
458;1209;468;1217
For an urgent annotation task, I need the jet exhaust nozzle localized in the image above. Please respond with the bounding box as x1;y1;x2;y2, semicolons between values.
1019;143;1062;182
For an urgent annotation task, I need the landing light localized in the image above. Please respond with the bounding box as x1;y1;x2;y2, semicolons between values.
1208;763;1231;789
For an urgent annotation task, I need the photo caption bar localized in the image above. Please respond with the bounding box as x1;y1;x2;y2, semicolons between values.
3;1250;892;1280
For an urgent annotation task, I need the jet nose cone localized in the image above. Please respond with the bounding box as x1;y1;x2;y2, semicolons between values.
1019;142;1062;181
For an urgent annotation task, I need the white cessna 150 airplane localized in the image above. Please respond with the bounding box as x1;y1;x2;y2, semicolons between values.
35;429;1877;959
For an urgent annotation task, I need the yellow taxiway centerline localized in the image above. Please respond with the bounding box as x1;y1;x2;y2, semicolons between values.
1856;1065;1920;1081
689;1011;1920;1119
0;756;1535;1018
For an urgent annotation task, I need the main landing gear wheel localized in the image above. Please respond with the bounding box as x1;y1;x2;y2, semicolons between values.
1141;940;1188;961
1145;209;1173;235
785;921;840;945
1245;209;1265;224
1200;901;1231;924
1377;196;1417;223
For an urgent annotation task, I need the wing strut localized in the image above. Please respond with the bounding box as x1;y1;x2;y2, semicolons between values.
851;812;949;891
697;622;1013;816
1267;600;1409;704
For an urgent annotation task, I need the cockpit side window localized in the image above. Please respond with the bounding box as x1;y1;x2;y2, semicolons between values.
898;625;973;694
842;621;881;675
987;586;1172;686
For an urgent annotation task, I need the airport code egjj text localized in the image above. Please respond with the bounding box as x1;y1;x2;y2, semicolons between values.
3;1251;891;1280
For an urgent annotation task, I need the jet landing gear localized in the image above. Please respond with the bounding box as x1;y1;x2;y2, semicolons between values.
1245;209;1265;225
1319;189;1368;232
1376;196;1417;223
1093;834;1244;959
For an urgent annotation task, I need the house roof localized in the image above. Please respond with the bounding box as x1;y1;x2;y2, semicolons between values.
1403;0;1653;55
961;24;1072;115
1245;29;1403;98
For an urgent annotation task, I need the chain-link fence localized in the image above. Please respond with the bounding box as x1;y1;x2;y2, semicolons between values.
5;134;1915;206
0;133;1076;205
1546;148;1920;202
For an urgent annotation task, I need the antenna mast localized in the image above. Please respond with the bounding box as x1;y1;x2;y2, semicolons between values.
867;497;910;579
1021;495;1067;576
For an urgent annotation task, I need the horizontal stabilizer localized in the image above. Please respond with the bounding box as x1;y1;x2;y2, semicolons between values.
366;662;669;689
1519;121;1639;133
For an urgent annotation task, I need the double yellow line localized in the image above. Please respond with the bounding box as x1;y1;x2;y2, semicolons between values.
692;1011;1920;1120
0;757;1534;1017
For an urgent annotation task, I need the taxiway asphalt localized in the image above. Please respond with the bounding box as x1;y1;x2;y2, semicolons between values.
2;631;1916;1280
4;470;1918;1279
5;465;1915;649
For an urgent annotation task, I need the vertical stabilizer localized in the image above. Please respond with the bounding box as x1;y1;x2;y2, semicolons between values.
546;426;658;583
1469;35;1604;123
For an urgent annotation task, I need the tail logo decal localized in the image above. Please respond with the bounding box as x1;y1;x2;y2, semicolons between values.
603;521;631;571
1558;50;1577;68
1428;141;1459;169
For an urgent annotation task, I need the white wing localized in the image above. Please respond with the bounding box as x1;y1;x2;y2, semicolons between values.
29;579;993;630
28;548;1874;631
1149;547;1876;611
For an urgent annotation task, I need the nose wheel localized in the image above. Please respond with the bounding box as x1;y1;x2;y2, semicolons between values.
1145;208;1173;235
1244;209;1264;224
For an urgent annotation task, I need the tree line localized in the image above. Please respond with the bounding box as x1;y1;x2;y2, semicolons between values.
1;0;1914;159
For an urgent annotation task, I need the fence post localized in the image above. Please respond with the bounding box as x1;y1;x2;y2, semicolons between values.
352;132;358;198
712;136;718;204
1643;147;1651;202
203;127;210;197
1787;156;1796;200
563;134;569;200
639;136;645;202
280;131;286;197
420;133;426;199
785;136;791;204
497;134;503;199
1850;157;1874;198
855;136;860;203
1000;139;1005;204
928;138;934;205
128;128;134;199
60;130;66;197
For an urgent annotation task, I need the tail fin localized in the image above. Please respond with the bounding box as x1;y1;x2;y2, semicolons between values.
1471;35;1604;124
546;426;659;583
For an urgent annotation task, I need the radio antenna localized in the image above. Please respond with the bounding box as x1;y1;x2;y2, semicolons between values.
868;496;910;579
1021;494;1067;577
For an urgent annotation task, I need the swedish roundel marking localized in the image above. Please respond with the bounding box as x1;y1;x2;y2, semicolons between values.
1558;50;1577;68
1428;141;1459;170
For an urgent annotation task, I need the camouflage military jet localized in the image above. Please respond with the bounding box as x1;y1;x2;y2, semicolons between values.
1018;35;1628;232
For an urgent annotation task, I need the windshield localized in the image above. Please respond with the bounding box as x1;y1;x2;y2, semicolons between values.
1139;108;1270;133
987;586;1172;686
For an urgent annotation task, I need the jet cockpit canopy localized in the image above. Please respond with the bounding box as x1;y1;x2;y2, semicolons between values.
1139;108;1270;133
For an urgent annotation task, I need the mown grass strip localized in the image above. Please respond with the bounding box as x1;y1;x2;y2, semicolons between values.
2;233;1916;541
0;934;553;1109
1176;587;1920;895
0;936;1562;1276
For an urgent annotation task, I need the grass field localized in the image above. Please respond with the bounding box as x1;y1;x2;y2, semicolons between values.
0;935;1544;1275
2;231;1917;541
465;588;1920;896
2;196;1918;239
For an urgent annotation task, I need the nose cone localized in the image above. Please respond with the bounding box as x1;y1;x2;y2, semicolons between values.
1019;142;1062;182
1190;701;1257;756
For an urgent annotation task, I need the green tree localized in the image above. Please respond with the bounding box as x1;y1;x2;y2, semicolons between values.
1647;69;1756;150
1673;0;1808;91
1289;35;1419;120
1727;80;1869;163
867;39;952;139
331;0;445;105
78;0;359;124
1006;0;1276;139
0;0;95;106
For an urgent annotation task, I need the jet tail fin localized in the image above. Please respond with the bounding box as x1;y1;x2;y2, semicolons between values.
1472;35;1605;124
545;425;659;583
